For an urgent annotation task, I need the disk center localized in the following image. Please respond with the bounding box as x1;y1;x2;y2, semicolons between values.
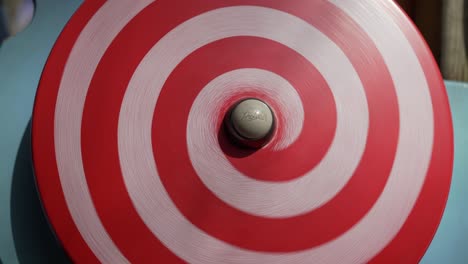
225;98;275;148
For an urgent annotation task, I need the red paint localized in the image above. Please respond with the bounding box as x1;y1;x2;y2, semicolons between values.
31;1;106;263
32;0;453;263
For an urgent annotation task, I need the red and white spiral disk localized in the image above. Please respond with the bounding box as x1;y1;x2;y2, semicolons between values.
32;0;453;263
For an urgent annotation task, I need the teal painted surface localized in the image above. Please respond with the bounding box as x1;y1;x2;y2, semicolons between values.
421;81;468;264
0;1;81;263
0;1;466;263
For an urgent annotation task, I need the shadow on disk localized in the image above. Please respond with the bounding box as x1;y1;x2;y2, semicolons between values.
218;124;258;158
10;119;71;263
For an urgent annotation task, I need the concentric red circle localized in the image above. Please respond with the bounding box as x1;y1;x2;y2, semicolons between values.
32;0;453;263
152;36;396;251
81;0;397;254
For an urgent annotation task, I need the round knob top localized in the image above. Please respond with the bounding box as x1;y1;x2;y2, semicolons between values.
230;99;274;140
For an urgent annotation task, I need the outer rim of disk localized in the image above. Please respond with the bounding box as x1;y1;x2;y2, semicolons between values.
31;1;107;263
369;1;454;262
31;1;454;263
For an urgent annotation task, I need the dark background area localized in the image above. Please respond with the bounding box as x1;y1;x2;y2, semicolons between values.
396;0;468;81
0;0;8;42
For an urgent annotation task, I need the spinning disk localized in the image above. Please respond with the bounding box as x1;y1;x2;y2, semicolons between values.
32;0;453;263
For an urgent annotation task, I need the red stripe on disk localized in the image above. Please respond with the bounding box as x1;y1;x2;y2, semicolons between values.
153;34;397;251
368;2;454;263
170;35;338;181
32;1;106;263
80;0;398;255
31;0;453;263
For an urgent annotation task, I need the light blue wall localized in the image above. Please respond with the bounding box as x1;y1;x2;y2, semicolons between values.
0;1;466;263
0;1;81;263
420;81;468;264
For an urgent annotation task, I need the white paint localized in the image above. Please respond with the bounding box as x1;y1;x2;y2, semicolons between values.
51;1;435;263
117;5;433;264
54;1;155;263
187;68;368;218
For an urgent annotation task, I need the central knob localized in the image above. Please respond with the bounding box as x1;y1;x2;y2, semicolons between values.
226;98;275;148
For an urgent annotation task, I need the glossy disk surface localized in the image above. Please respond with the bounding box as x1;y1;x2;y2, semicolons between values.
32;1;453;263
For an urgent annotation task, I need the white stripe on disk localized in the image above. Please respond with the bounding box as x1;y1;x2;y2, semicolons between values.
54;1;154;263
187;68;368;218
52;1;435;262
117;5;433;264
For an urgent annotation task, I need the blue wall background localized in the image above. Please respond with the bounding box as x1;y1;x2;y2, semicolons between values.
0;1;80;263
0;1;466;263
420;82;468;264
